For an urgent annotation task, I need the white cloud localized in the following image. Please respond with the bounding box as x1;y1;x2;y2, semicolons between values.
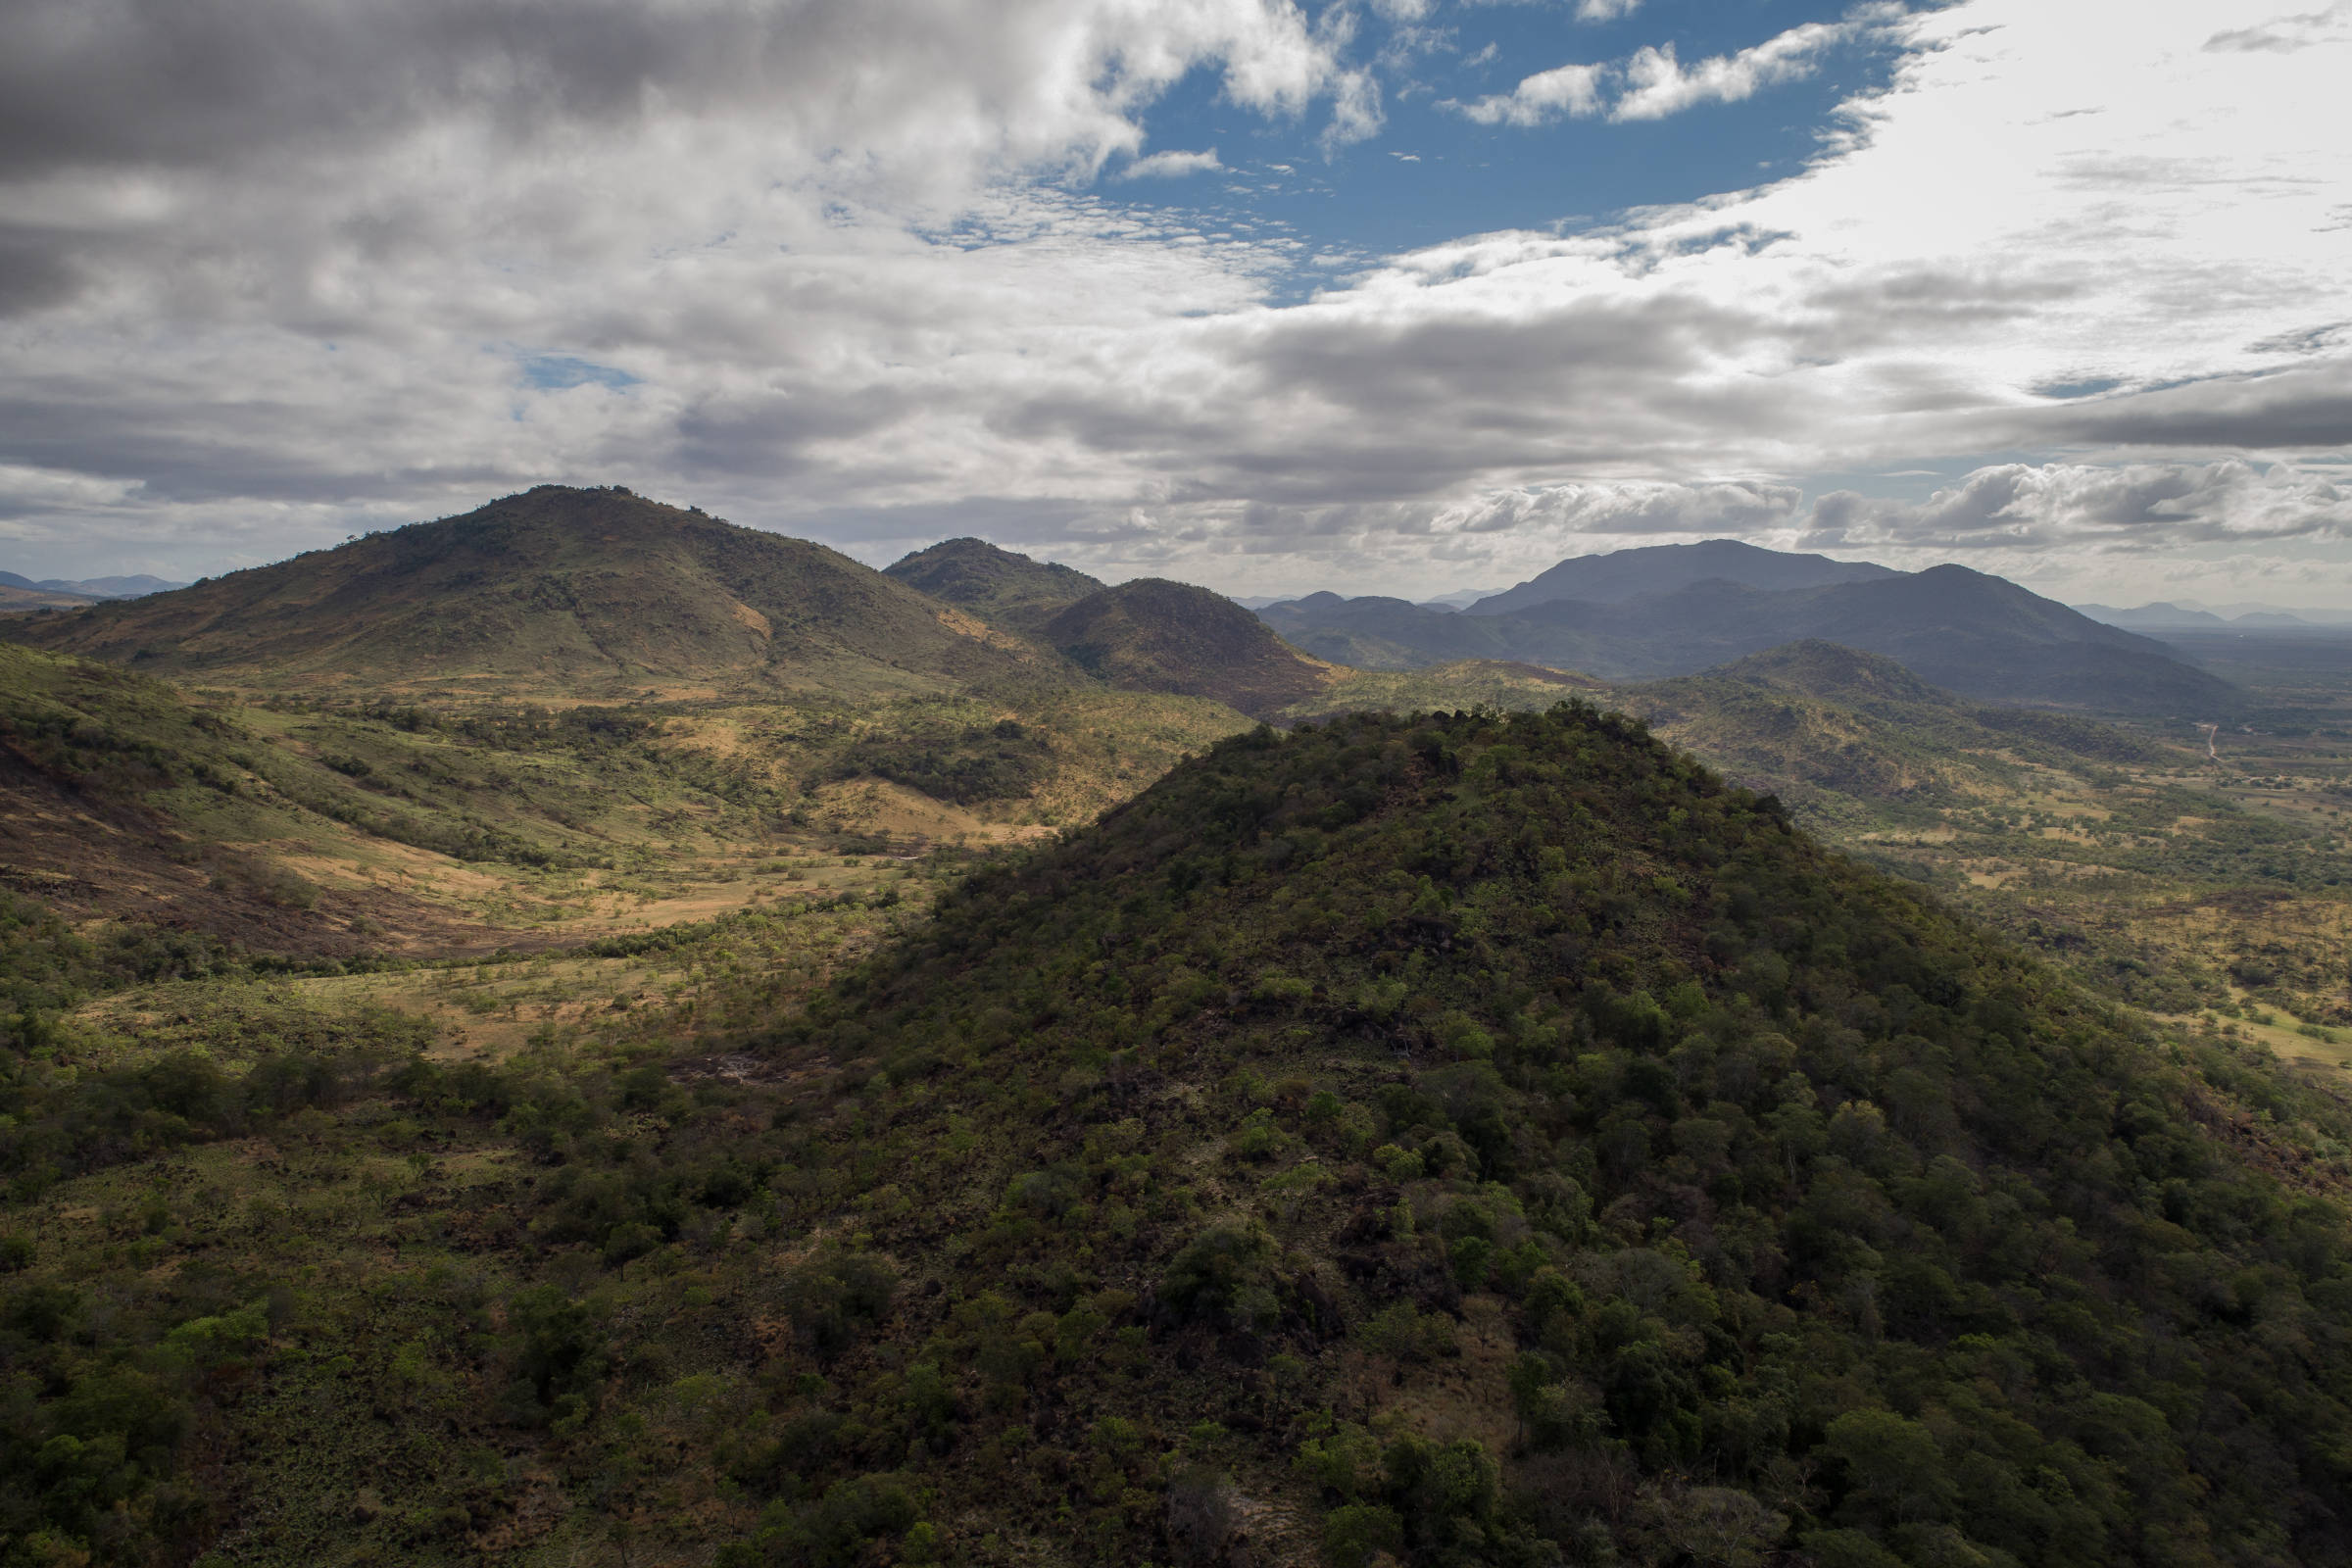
1611;22;1855;122
1577;0;1642;19
1437;479;1801;537
1803;460;2352;553
0;0;2347;595
1447;15;1875;128
1118;148;1224;179
1452;62;1608;126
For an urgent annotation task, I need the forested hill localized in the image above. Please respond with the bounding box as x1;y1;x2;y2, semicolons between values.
750;705;2352;1566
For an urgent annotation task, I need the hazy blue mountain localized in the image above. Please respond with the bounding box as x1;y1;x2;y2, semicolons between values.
46;573;186;598
1261;563;2233;711
1466;537;1895;615
2079;600;2328;630
2075;601;2229;629
2;571;183;600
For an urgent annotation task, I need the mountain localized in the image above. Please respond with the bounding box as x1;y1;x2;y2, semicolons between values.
711;706;2352;1565
40;572;185;598
1258;594;1530;670
2088;597;2342;629
1;571;181;603
1261;565;2233;712
882;537;1104;639
1467;538;1896;616
2075;601;2229;629
1041;577;1338;716
7;486;1045;697
1611;640;2163;812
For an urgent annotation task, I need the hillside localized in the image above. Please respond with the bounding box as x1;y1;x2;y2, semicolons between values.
1469;537;1896;615
14;705;2352;1564
1043;577;1340;716
8;486;1045;699
0;587;96;612
883;537;1104;639
1260;565;2232;712
0;636;1260;964
1611;640;2168;816
746;707;2352;1566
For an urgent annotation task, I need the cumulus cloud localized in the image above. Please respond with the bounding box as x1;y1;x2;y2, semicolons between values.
1447;15;1872;128
1117;148;1225;179
1577;0;1644;19
1452;64;1609;126
1435;480;1801;537
0;0;2346;594
1802;460;2352;554
1611;23;1855;121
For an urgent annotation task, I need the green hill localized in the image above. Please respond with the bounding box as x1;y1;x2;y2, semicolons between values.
10;487;1045;699
883;538;1105;640
10;705;2352;1565
1043;577;1339;717
722;705;2352;1564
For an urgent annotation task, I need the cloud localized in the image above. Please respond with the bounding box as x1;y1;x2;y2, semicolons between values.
0;0;2347;592
2021;362;2352;451
1118;148;1224;179
1452;63;1608;126
2204;5;2351;53
1435;479;1801;537
1577;0;1643;19
1611;23;1855;122
1802;460;2352;553
1447;15;1875;128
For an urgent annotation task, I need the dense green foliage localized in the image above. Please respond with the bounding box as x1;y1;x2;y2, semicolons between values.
822;718;1057;805
748;704;2352;1565
9;703;2352;1567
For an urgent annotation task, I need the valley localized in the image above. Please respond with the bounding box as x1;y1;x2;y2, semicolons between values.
8;492;2352;1568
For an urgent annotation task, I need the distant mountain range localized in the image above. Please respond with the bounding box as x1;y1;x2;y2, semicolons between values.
4;503;2265;719
0;570;184;611
2074;600;2347;630
5;490;1331;718
1259;540;2234;713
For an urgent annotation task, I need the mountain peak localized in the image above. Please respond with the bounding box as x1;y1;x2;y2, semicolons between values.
1042;577;1336;717
883;537;1103;637
12;486;1038;696
1467;538;1897;615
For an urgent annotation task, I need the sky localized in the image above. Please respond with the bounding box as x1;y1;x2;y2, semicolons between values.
0;0;2348;608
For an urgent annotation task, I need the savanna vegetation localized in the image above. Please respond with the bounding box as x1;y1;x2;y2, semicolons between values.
11;705;2352;1566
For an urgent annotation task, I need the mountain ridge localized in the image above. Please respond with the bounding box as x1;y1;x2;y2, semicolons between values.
1259;562;2232;712
882;537;1105;639
1467;537;1897;615
7;487;1045;698
1041;577;1339;717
